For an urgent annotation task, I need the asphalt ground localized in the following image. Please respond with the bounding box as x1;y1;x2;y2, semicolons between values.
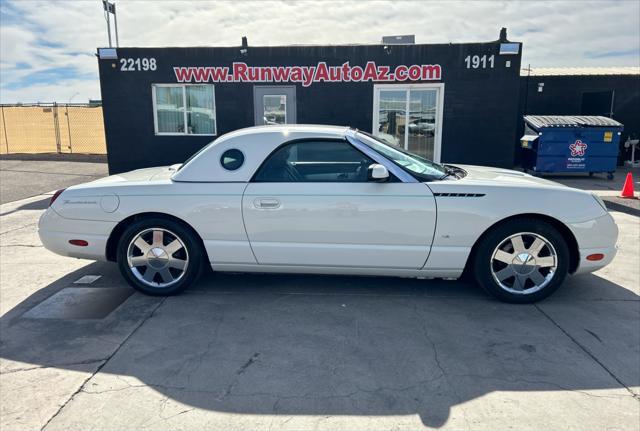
0;158;638;430
0;155;108;204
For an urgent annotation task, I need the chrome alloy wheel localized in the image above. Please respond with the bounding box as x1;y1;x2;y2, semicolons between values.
490;232;558;295
127;228;189;288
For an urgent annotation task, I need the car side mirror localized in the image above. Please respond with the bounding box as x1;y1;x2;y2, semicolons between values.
368;164;389;182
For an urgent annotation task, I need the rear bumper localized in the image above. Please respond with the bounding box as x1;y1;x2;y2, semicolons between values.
568;212;619;274
38;208;115;261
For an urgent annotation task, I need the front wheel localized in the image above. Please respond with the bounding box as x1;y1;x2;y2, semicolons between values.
116;218;203;295
473;219;569;303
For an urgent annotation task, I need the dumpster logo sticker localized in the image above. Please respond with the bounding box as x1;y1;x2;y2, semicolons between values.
567;140;588;169
569;140;588;157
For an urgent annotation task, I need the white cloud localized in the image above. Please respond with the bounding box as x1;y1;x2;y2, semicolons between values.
0;78;99;104
1;0;638;103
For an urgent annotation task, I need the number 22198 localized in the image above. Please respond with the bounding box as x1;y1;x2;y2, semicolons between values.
119;58;157;71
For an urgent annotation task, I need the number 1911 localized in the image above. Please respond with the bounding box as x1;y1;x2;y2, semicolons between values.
464;55;494;69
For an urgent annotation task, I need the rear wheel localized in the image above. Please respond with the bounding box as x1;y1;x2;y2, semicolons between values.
116;218;203;295
473;219;569;303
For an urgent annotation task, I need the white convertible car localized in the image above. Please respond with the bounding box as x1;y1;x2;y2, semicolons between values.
39;125;618;303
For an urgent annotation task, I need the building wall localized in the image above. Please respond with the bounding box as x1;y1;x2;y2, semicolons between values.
98;43;522;174
517;74;640;165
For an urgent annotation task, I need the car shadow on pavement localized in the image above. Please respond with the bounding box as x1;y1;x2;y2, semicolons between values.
1;262;638;428
0;196;51;217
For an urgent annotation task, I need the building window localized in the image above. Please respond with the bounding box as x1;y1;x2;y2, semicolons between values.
263;95;287;125
372;84;444;162
152;84;216;135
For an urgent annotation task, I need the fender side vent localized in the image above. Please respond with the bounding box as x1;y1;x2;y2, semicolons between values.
433;193;485;197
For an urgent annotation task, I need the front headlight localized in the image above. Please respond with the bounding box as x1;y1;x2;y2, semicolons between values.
591;193;608;212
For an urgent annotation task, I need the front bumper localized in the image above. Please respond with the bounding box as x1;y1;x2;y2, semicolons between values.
38;208;116;261
568;212;619;274
574;245;618;274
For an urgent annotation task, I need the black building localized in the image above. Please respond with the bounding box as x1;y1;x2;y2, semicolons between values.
517;67;640;165
97;31;523;174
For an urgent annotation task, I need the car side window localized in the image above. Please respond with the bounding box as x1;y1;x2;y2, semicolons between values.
254;140;386;182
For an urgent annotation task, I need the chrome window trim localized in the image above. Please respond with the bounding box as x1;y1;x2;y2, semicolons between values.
345;130;419;183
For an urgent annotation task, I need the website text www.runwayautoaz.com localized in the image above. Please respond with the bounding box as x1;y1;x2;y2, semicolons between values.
174;61;442;86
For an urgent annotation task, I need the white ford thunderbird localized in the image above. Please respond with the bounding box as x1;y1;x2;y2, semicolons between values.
39;125;618;302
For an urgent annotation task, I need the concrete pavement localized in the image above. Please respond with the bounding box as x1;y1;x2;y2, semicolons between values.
0;192;638;430
0;160;638;430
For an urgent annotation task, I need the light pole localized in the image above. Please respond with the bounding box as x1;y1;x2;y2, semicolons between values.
113;2;119;47
103;1;112;47
68;92;80;104
102;1;119;48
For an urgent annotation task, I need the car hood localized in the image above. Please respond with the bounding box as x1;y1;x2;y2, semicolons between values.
452;164;567;189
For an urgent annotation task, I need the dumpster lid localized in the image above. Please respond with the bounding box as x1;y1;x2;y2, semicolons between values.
524;115;623;128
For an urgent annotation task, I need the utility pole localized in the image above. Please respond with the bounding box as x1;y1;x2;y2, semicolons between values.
523;63;531;115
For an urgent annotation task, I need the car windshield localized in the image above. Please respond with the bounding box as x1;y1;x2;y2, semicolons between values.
356;131;446;180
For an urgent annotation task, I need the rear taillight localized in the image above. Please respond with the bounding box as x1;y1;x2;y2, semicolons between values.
50;189;65;207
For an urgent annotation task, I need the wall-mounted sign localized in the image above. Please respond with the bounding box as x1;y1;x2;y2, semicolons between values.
173;61;442;87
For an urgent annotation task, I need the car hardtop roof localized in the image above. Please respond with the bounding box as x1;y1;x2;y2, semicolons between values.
171;124;354;183
215;124;352;143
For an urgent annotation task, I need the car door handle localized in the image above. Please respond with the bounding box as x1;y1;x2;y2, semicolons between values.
254;198;281;209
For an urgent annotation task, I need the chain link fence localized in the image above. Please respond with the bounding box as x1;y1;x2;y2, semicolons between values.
0;103;106;155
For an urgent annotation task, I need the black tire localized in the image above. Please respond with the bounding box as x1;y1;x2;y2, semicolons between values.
473;218;569;303
116;217;203;295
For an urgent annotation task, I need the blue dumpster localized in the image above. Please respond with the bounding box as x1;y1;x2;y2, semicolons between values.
521;115;623;179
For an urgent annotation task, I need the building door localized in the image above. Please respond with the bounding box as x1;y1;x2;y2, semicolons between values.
253;86;297;125
372;84;444;162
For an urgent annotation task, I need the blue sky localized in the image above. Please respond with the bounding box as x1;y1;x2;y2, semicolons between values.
1;0;639;103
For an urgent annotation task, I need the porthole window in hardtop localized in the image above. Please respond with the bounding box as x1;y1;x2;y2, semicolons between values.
220;149;245;171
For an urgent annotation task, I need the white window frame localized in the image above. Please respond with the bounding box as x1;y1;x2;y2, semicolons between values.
152;83;217;136
372;83;445;163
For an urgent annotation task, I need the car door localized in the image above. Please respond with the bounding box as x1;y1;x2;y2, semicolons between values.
241;139;437;269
